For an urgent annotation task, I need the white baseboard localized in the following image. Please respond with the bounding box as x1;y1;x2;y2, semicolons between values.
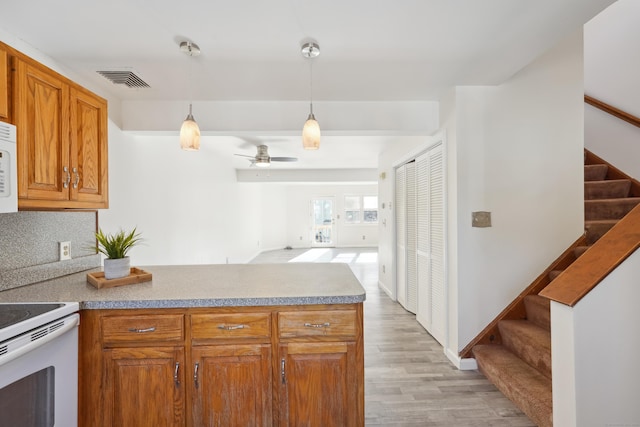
445;347;478;370
378;280;395;300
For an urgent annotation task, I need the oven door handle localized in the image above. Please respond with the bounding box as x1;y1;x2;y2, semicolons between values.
0;315;79;367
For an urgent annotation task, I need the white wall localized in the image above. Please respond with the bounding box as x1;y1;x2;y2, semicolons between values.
99;125;264;265
284;184;379;248
584;0;640;180
437;31;586;364
551;248;640;427
255;184;288;251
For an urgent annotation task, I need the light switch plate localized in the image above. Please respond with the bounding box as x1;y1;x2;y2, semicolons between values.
472;211;491;228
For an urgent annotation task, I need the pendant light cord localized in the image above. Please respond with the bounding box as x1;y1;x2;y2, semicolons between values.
309;58;314;115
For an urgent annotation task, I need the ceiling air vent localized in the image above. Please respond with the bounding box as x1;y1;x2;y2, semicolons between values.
96;69;150;88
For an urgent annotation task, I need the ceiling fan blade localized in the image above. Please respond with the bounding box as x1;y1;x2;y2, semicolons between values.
234;153;256;159
271;156;298;162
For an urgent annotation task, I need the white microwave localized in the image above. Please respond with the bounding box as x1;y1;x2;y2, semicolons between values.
0;122;17;213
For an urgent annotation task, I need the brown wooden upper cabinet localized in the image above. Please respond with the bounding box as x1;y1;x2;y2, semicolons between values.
0;47;9;121
13;56;108;209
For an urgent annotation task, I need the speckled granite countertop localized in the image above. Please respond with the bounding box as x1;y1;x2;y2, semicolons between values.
0;263;366;309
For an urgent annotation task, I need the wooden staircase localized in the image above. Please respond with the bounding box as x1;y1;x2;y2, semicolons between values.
463;150;640;427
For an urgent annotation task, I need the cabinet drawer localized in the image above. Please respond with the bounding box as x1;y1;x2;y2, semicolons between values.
101;314;184;345
191;313;271;340
278;310;357;339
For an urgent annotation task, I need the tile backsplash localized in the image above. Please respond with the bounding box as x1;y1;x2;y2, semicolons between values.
0;211;100;292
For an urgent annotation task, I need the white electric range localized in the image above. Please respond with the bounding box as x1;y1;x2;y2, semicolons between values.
0;302;80;427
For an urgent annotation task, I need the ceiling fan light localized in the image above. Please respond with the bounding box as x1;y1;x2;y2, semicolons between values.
180;110;200;151
302;114;321;150
255;159;271;168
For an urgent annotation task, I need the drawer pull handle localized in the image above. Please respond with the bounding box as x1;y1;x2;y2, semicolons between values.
194;362;200;389
217;324;247;331
174;362;180;386
128;327;156;333
63;166;71;189
304;322;331;328
72;167;80;189
281;358;286;384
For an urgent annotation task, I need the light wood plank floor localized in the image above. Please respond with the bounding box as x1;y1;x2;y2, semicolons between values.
251;247;535;426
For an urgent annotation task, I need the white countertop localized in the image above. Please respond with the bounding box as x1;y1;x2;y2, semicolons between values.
0;263;366;309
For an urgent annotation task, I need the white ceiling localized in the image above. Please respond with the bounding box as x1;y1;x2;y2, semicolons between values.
0;0;616;171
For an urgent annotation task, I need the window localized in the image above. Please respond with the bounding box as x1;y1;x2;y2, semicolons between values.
344;195;378;224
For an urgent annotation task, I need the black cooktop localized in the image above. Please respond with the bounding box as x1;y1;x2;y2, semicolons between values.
0;303;64;330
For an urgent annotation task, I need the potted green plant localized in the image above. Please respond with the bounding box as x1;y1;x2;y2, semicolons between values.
94;227;143;279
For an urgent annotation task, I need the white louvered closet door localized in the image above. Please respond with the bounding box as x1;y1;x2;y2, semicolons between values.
405;162;418;314
395;166;407;307
416;144;446;346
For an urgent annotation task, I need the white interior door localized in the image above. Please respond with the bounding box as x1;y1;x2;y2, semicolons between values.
311;197;335;247
416;144;446;345
405;162;418;314
395;167;407;306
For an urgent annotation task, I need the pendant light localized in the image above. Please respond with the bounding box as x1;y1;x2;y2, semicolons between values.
180;41;201;151
301;42;320;150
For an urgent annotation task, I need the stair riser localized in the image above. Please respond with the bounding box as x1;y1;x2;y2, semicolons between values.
584;164;608;181
524;296;551;331
585;221;617;244
584;180;631;199
585;199;640;220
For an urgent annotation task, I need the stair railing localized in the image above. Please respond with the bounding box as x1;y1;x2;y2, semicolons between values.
584;95;640;129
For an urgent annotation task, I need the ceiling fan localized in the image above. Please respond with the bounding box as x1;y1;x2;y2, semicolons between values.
235;144;298;168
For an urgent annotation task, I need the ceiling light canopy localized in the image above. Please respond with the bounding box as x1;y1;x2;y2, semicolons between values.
301;42;320;150
180;41;201;151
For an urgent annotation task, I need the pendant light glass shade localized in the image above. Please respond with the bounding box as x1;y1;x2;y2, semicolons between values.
302;112;321;150
180;104;200;151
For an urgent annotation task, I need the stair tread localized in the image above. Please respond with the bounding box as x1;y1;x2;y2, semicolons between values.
585;219;619;224
499;320;551;378
584;179;631;200
584;197;640;203
473;345;552;427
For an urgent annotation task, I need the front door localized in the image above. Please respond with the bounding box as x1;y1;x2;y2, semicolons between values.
311;197;335;247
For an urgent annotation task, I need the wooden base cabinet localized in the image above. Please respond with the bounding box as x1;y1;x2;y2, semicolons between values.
103;347;186;427
192;345;272;426
279;342;358;427
80;304;363;427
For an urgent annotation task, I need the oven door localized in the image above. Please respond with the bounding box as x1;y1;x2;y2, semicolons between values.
0;314;79;427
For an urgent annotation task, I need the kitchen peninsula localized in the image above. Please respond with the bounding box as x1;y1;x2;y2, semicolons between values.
0;262;366;427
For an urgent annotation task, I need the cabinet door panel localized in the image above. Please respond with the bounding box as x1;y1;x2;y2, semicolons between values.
104;347;185;427
69;86;108;206
280;342;357;427
192;344;272;427
0;48;8;120
15;59;69;201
